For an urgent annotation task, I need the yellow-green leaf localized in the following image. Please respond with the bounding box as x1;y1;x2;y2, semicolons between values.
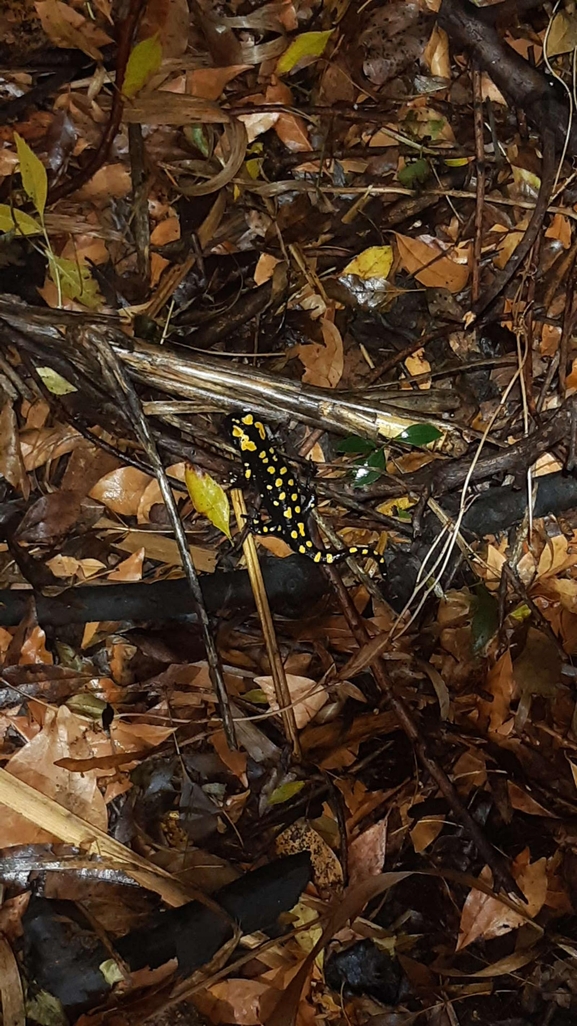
99;959;124;986
268;780;306;805
0;204;42;236
276;30;333;75
36;367;78;395
122;34;163;99
185;464;231;540
14;132;47;218
342;245;393;281
444;157;472;167
47;254;103;309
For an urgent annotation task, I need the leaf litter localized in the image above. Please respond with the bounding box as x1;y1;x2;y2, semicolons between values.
1;0;577;1024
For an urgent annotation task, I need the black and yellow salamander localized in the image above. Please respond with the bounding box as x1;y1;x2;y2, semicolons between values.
229;412;385;569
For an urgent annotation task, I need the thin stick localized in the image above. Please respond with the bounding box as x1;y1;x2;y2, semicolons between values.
231;489;301;759
87;330;237;750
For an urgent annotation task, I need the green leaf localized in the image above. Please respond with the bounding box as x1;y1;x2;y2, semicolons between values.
14;132;47;218
352;446;387;488
397;158;430;188
395;423;443;446
67;693;107;719
36;367;78;395
276;30;333;75
0;204;42;236
185;464;231;540
47;254;103;309
244;688;269;704
471;584;498;654
99;959;124;986
336;435;376;455
510;602;531;622
122;34;163;99
268;780;306;805
26;990;68;1026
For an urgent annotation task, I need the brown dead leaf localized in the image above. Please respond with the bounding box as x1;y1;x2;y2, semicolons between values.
296;318;344;388
256;674;327;729
457;850;547;950
452;749;487;795
196;978;278;1025
20;423;84;471
35;0;113;58
545;212;572;249
478;649;516;734
395;233;470;293
348;819;388;888
0;402;29;499
123;92;228;125
139;0;190;58
108;547;144;582
508;781;557;818
536;533;577;579
90;466;152;515
211;728;248;783
2;705;108;845
19;626;53;666
422;24;450;78
187;65;250;100
112;529;216;572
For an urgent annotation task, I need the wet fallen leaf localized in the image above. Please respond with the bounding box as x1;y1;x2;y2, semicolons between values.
395;233;470;292
276;30;333;76
255;674;328;728
185;464;231;539
457;850;547;950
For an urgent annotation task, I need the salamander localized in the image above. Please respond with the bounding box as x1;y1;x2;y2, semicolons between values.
229;412;385;568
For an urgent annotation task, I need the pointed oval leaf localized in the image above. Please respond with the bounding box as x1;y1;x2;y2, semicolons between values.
276;30;333;75
268;780;306;805
36;367;78;395
336;435;376;455
342;245;393;281
14;132;47;218
395;423;442;446
185;464;231;539
0;205;42;236
122;34;163;99
47;254;102;309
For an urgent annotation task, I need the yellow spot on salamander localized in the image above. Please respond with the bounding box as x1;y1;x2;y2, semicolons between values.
240;437;257;452
313;552;322;563
325;553;334;563
245;468;251;479
275;478;283;488
280;467;288;475
298;523;306;536
283;508;292;519
259;451;267;459
241;414;254;426
294;505;301;513
255;421;266;440
349;546;358;553
232;425;243;438
305;539;313;548
266;483;273;490
299;544;306;553
267;466;275;474
287;478;295;487
291;493;298;502
273;500;280;507
291;530;298;539
278;491;286;501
